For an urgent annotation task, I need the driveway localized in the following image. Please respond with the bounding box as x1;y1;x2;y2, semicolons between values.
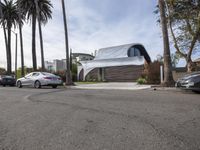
74;82;151;90
0;87;200;150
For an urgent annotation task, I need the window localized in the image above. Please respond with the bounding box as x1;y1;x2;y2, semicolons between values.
25;73;32;78
134;48;141;56
128;47;141;57
41;72;55;77
32;73;40;77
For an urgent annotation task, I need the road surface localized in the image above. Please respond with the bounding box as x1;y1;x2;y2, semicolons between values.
0;87;199;150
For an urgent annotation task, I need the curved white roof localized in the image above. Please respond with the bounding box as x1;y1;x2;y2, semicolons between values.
95;43;143;60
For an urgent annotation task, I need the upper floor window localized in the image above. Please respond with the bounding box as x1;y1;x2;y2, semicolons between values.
128;47;141;57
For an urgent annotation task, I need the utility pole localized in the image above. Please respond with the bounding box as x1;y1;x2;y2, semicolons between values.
15;33;18;78
17;5;25;77
61;0;73;85
70;48;72;71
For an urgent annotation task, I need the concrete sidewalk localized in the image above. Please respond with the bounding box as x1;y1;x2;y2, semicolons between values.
73;82;151;90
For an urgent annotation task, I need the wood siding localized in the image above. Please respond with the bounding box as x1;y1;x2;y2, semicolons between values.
83;65;144;82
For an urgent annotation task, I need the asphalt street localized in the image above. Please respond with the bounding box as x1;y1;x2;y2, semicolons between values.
0;87;200;150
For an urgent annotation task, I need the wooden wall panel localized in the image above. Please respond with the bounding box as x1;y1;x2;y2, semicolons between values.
84;65;144;82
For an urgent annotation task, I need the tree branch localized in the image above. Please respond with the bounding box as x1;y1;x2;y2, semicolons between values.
188;12;200;59
185;18;195;36
164;0;187;58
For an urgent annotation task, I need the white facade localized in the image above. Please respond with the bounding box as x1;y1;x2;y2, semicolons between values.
79;43;151;80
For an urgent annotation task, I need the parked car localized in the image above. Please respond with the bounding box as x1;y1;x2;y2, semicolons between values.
16;72;63;89
0;75;16;87
175;71;200;92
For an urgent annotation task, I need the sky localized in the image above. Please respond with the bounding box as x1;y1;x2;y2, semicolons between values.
0;0;168;69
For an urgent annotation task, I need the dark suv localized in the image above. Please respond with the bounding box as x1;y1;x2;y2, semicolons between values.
0;75;16;87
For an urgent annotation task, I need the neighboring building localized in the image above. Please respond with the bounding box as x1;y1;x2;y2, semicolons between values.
78;43;151;82
45;59;67;72
44;61;54;72
45;53;94;72
71;53;94;64
53;59;66;72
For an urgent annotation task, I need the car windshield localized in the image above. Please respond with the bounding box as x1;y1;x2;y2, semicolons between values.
5;76;13;78
1;75;13;78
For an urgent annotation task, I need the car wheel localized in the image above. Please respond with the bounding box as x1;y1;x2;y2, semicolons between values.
3;85;6;87
52;85;57;89
17;81;22;88
34;81;41;89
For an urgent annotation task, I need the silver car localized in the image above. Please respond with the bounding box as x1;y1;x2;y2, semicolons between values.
16;72;63;89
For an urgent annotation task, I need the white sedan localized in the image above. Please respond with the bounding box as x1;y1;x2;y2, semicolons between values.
16;72;63;89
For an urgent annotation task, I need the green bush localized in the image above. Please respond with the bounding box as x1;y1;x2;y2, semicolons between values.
137;77;147;85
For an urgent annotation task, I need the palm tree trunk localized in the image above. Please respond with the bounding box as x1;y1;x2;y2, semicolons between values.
32;14;37;71
2;22;8;56
35;0;45;71
0;1;9;68
7;25;12;75
158;0;174;87
19;23;25;77
61;0;73;85
38;20;45;71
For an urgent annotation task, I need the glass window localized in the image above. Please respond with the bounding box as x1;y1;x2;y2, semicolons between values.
129;47;135;57
41;72;56;77
134;48;141;56
25;73;32;78
32;73;40;76
128;47;141;57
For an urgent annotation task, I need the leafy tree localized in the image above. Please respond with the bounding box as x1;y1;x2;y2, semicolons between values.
16;66;33;78
71;63;77;81
0;0;19;75
164;0;200;72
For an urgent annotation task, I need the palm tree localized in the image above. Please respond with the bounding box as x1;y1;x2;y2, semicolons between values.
0;0;19;75
158;0;174;86
17;0;53;71
61;0;73;85
0;0;8;59
16;6;25;77
35;0;52;71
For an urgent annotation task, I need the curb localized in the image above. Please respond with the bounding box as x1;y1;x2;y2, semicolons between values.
70;85;151;91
